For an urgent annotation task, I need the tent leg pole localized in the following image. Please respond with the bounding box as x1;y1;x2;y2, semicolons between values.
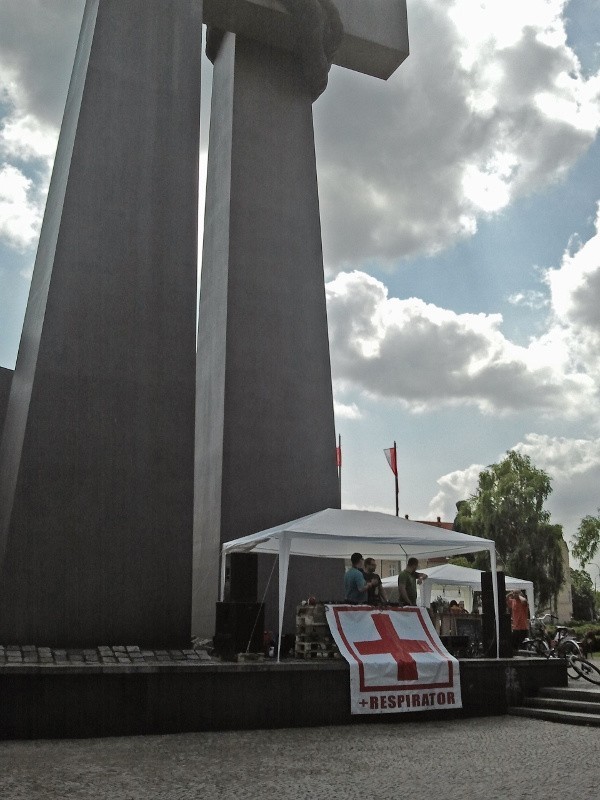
490;550;500;658
277;538;291;663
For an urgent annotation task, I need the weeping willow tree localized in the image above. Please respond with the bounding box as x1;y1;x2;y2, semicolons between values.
453;451;564;612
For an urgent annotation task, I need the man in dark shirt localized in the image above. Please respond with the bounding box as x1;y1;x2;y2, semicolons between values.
397;557;427;606
364;558;387;605
344;552;377;603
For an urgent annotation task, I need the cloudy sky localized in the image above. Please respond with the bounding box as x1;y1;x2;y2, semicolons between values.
1;1;600;579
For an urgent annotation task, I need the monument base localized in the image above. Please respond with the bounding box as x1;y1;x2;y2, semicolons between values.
0;651;566;739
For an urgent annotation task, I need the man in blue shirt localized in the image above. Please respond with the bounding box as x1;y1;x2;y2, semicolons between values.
344;552;376;603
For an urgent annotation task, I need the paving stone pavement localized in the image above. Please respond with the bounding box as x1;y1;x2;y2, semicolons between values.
1;716;599;800
0;645;212;666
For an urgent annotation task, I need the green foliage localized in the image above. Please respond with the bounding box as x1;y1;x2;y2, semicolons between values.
572;511;600;567
570;568;596;621
453;500;474;534
453;501;490;570
453;451;564;611
556;623;600;656
447;556;472;569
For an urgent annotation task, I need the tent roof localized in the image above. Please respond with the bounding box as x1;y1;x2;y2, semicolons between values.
222;509;495;560
381;563;533;590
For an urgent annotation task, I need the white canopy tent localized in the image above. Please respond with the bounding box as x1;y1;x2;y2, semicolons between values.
382;563;535;614
221;509;501;659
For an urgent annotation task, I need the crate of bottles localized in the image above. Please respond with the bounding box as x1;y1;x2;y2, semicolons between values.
295;603;340;659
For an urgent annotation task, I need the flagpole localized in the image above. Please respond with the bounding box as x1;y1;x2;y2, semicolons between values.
394;440;399;517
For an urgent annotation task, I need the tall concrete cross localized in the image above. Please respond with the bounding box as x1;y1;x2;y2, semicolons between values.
194;0;409;635
0;0;407;648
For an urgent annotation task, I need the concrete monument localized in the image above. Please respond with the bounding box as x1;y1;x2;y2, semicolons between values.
0;0;202;647
0;368;12;434
0;0;408;647
193;0;409;635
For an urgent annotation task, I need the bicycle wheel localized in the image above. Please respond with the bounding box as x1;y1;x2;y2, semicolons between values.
520;640;538;655
536;639;551;656
569;656;600;685
566;658;581;680
558;639;582;658
523;638;550;656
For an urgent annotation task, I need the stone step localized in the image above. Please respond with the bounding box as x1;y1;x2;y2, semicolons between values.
509;706;600;727
537;686;600;703
522;697;600;715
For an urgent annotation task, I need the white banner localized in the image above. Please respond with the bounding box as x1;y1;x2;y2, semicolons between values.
325;605;462;715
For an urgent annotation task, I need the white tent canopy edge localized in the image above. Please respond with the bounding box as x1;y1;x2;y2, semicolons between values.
220;509;501;660
381;563;534;615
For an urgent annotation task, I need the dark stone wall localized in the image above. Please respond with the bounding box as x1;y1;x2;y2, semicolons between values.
0;659;566;740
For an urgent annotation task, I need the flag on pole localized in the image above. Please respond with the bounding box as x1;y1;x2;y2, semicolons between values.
336;444;342;468
383;446;397;476
384;442;400;516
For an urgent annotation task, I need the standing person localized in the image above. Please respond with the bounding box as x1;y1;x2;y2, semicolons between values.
507;590;529;651
397;557;427;607
364;558;387;605
344;553;376;604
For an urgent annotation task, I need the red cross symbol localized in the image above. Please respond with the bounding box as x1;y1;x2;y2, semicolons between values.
354;613;435;681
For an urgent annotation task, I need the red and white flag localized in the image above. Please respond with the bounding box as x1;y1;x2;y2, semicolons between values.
336;445;342;468
383;446;397;476
325;605;462;715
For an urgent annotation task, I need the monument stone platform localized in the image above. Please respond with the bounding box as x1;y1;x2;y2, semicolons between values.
0;648;566;739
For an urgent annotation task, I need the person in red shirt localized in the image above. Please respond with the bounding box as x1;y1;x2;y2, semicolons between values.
507;590;529;652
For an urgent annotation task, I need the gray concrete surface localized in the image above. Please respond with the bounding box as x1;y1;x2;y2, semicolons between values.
1;716;599;800
193;31;343;638
0;367;12;436
0;0;201;647
203;0;409;79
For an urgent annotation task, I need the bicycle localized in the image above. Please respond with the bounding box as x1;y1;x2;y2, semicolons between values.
521;615;582;658
520;616;600;685
564;653;600;685
520;615;553;656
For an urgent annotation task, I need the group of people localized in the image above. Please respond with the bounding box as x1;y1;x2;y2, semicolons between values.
343;552;427;607
343;558;536;656
448;599;468;615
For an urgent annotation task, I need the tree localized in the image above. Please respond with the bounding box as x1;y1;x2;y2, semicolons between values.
447;556;472;569
570;568;596;621
572;511;600;568
453;451;564;611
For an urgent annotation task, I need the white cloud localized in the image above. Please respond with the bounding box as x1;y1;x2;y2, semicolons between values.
427;433;600;542
546;202;600;338
428;463;485;521
1;0;599;269
317;0;600;268
513;432;600;480
0;1;84;128
0;1;81;253
1;112;57;163
326;269;595;416
508;290;548;309
0;108;56;252
334;400;363;420
0;164;43;249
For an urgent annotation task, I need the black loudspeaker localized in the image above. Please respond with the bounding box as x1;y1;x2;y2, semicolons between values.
440;635;469;658
481;571;512;658
229;553;258;602
214;601;264;658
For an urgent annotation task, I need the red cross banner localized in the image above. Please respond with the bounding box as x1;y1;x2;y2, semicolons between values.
325;605;462;715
